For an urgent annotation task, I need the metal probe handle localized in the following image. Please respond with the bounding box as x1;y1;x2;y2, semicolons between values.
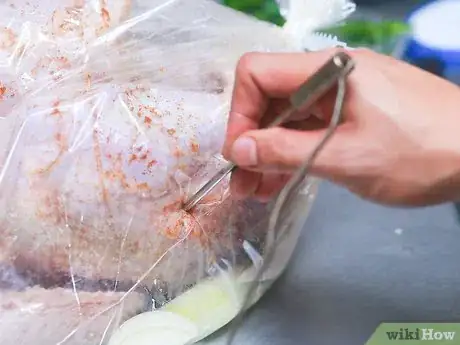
182;52;355;212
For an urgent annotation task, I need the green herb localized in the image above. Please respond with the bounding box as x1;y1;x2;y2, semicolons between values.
323;20;409;47
222;0;286;26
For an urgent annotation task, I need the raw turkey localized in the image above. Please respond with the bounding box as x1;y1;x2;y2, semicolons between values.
0;0;346;343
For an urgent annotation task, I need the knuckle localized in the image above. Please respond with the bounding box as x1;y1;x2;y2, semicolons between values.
236;52;261;76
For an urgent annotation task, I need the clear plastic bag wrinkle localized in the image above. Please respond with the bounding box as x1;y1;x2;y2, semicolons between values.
0;0;354;344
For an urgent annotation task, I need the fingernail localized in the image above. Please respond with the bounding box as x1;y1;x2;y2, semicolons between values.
231;137;257;166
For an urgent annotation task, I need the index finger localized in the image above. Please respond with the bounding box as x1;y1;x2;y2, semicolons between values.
222;49;344;159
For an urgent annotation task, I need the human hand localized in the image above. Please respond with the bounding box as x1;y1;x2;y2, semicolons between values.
222;48;460;206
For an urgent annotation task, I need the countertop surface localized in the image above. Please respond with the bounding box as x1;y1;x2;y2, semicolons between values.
206;182;460;345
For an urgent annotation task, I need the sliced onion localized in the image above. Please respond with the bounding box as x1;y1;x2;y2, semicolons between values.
109;272;264;345
162;273;245;341
108;311;199;345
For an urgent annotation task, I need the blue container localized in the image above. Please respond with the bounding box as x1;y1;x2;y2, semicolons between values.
402;0;460;84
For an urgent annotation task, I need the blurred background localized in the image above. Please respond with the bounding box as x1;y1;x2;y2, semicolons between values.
221;0;460;86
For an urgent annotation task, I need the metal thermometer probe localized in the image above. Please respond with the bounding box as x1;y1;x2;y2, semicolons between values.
182;52;355;212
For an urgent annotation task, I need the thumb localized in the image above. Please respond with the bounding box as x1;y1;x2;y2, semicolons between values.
229;127;350;177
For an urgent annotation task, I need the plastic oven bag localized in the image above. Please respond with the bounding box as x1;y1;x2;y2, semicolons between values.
0;0;355;344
